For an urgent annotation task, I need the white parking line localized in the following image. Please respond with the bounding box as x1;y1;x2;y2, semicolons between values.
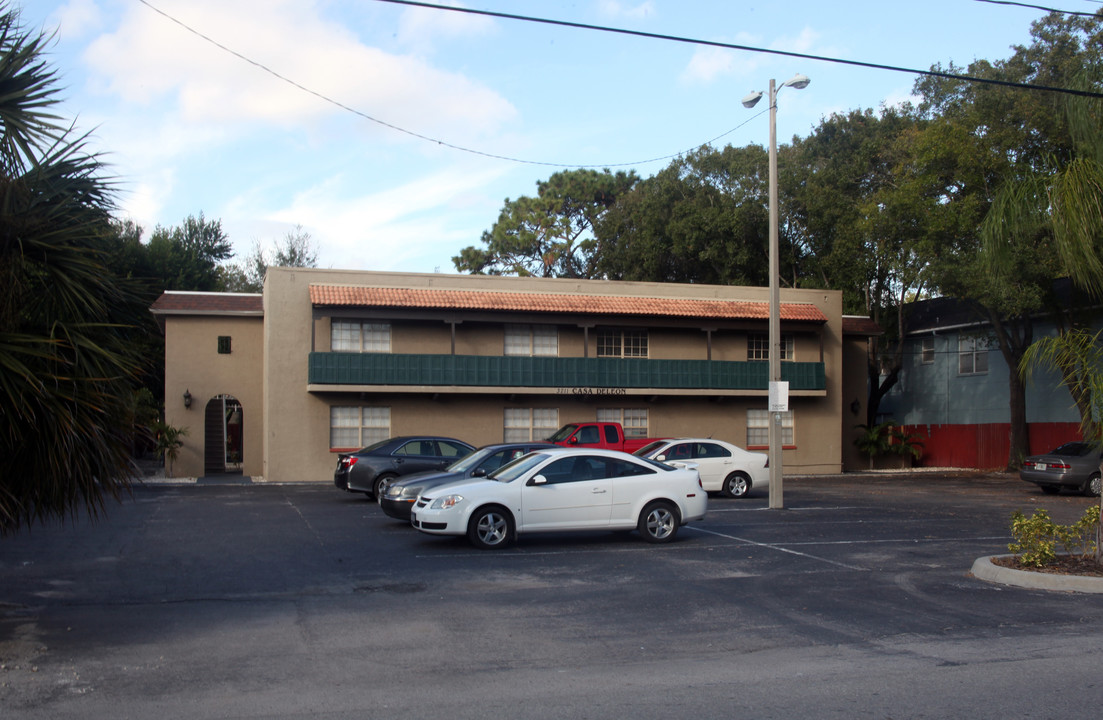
687;526;867;570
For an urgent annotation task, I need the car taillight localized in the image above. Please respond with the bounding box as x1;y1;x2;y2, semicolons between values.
1050;462;1071;469
341;456;358;469
697;475;704;489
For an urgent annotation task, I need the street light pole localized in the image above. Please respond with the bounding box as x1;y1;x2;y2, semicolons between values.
743;73;809;510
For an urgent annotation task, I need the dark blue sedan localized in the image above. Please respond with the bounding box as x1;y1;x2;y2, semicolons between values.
379;442;556;520
334;436;474;499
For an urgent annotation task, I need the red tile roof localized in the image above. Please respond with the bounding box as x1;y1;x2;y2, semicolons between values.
151;292;263;315
309;285;828;323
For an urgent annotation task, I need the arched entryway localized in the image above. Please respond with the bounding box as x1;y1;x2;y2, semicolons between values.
204;395;244;476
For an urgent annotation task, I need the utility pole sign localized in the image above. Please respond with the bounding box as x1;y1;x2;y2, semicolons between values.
769;381;789;413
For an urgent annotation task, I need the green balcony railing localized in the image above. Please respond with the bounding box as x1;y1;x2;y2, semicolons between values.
308;353;826;391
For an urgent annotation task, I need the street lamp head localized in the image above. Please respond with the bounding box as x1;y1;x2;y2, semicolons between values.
741;90;764;109
783;73;810;90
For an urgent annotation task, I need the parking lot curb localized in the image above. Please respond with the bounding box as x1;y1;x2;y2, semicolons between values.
971;555;1103;594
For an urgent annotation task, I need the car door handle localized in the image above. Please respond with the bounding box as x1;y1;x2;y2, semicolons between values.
591;488;607;494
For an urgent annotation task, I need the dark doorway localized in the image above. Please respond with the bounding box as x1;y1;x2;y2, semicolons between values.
204;395;244;476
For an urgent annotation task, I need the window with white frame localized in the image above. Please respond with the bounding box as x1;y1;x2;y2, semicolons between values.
331;321;391;353
504;408;559;442
958;336;988;375
504;324;559;356
921;337;935;364
597;329;648;358
330;406;390;449
596;408;649;438
748;333;794;361
746;409;794;447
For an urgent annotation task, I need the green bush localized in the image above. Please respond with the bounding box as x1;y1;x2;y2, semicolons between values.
1008;506;1101;567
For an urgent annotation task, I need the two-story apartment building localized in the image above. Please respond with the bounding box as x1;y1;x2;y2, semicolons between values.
879;296;1085;468
152;268;875;482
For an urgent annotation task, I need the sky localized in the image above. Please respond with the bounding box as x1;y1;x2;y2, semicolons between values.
20;0;1101;275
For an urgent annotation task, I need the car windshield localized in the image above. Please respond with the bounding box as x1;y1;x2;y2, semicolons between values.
446;447;498;473
1050;442;1095;457
488;452;552;482
638;457;677;471
545;424;578;442
633;441;669;457
359;439;391;454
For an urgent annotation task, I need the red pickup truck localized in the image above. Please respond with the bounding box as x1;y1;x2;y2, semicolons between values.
547;422;660;454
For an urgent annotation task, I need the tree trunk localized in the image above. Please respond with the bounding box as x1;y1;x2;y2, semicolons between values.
985;309;1031;470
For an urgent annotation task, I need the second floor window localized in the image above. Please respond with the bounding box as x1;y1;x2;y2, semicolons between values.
598;329;648;358
748;334;794;361
921;337;935;364
958;336;988;375
332;321;391;353
505;324;558;356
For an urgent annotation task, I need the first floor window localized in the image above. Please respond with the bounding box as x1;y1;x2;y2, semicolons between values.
597;329;648;358
958;336;988;375
597;408;649;438
748;333;794;361
504;408;559;442
330;406;390;449
747;409;794;447
332;321;391;352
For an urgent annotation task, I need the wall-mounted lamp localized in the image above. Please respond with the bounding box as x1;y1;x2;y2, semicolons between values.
183;389;193;409
850;398;861;416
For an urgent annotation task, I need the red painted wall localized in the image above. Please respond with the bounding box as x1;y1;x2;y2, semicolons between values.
904;422;1083;469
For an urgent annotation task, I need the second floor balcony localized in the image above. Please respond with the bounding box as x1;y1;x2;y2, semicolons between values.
308;352;826;393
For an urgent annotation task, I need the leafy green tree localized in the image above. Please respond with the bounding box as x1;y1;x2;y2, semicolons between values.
145;213;233;291
594;145;773;286
918;11;1103;468
454;169;638;278
985;14;1103;532
785;107;940;424
0;5;149;533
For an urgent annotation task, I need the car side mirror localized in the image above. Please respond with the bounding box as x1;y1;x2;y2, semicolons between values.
568;436;578;445
656;454;666;462
530;475;548;486
473;468;487;477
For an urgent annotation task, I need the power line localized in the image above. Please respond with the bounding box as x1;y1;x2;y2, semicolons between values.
972;0;1103;18
374;0;1103;100
135;0;764;169
137;0;1103;171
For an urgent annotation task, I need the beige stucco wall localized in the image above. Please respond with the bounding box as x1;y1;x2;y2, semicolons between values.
163;314;264;479
259;269;847;483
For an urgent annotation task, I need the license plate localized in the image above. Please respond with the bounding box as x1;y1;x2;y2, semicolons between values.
1033;462;1047;470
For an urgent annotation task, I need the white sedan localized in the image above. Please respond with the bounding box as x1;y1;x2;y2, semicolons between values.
410;448;707;549
635;438;768;498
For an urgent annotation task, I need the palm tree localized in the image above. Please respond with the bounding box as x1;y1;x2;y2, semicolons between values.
0;5;149;533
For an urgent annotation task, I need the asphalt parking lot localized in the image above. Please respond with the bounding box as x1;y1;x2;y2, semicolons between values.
2;471;1102;719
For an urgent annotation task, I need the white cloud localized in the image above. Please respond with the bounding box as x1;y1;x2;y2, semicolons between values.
257;163;513;272
395;0;496;53
679;27;823;86
598;1;657;21
81;0;516;139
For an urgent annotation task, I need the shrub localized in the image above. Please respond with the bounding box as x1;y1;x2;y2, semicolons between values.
1008;506;1101;567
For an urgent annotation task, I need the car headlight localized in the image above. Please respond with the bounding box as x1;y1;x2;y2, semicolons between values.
385;485;404;498
430;494;463;510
